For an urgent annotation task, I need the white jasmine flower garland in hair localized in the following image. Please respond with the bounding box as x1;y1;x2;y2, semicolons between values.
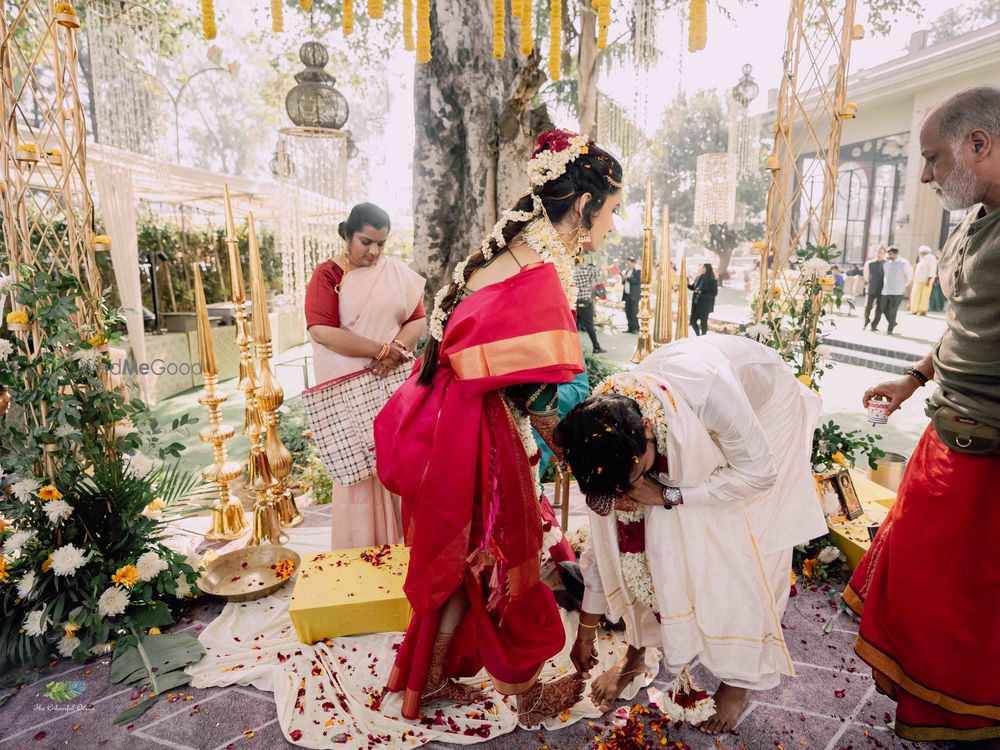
526;133;589;187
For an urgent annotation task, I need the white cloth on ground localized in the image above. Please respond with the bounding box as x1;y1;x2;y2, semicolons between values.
581;334;826;689
186;524;659;749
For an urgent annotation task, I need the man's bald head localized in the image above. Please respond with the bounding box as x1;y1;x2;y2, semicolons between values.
920;85;1000;212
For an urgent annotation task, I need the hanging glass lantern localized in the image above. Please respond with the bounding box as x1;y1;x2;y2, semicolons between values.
731;63;759;107
285;41;349;130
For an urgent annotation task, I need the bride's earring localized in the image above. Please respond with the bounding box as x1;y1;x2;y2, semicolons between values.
578;228;592;247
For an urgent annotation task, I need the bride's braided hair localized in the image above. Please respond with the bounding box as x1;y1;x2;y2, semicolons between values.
418;134;622;385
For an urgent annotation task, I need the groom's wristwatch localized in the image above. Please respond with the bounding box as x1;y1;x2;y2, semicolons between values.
661;486;683;508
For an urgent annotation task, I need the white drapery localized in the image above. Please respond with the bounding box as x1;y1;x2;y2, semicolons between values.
93;163;155;404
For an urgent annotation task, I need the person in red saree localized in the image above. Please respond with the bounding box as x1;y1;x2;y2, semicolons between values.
374;131;624;727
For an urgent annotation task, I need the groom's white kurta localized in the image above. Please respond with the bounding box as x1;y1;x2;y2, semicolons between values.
580;334;827;690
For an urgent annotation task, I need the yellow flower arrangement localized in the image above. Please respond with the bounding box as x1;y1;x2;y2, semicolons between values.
87;333;108;348
46;147;61;156
145;499;167;514
111;565;140;588
512;0;521;19
343;0;354;35
596;0;610;49
831;451;850;468
403;0;414;51
148;627;162;635
416;0;431;62
55;2;76;14
368;0;384;20
818;276;835;288
789;569;797;586
93;234;112;246
0;557;9;584
64;621;80;638
548;0;562;80
688;0;707;52
38;485;63;502
201;0;216;40
519;0;532;55
16;142;39;153
271;0;283;32
802;558;817;578
42;555;54;573
797;373;813;388
492;0;504;59
6;311;29;325
298;0;312;10
765;154;781;171
272;559;296;580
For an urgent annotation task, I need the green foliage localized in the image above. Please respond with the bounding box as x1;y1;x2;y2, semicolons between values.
109;631;205;723
279;400;333;505
812;420;885;472
42;679;86;702
793;534;849;584
928;0;999;44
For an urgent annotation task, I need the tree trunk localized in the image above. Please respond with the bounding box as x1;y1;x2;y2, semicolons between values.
577;2;599;136
412;0;547;298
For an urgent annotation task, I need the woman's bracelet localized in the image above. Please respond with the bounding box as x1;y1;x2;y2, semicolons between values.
578;621;599;629
392;338;408;352
375;343;390;361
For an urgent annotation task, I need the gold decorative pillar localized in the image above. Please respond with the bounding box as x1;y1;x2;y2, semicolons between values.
675;256;689;339
247;441;287;546
653;204;673;345
631;177;655;364
193;264;248;541
247;213;302;528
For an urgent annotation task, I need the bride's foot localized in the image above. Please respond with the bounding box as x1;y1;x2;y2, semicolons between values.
590;646;646;712
516;674;586;728
699;682;750;734
422;678;484;707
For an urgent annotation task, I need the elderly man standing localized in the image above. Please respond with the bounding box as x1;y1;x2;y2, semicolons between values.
909;245;938;315
850;85;1000;743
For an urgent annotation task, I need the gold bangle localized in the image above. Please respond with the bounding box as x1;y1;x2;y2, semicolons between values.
375;343;390;361
578;622;599;629
392;338;407;352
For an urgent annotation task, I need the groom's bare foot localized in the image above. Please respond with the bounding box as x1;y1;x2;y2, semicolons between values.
590;646;647;712
700;682;750;734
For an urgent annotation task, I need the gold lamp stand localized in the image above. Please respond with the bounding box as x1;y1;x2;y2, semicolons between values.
675;255;690;340
632;178;655;364
248;213;302;528
193;264;248;541
653;204;674;345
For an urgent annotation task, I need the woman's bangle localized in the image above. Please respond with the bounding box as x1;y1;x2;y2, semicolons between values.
392;338;408;352
578;621;599;629
375;343;390;361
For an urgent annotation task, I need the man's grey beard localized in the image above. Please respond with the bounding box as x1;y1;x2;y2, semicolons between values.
932;149;984;211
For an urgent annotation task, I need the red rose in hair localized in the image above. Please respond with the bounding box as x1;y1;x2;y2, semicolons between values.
532;129;576;157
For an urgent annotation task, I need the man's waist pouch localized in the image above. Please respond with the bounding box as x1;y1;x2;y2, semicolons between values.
925;403;1000;456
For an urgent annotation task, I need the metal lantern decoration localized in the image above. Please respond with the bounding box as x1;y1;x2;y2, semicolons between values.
731;63;760;107
285;41;349;130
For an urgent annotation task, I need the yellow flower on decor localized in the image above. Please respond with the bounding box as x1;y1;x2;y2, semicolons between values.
0;557;9;584
549;0;562;80
416;0;431;62
688;0;707;52
46;147;61;156
368;0;384;20
819;276;835;287
111;565;140;588
55;2;76;15
765;154;781;171
145;499;167;514
402;0;414;50
271;0;283;32
0;519;5;534
87;333;107;348
519;0;533;55
16;142;39;153
492;0;505;59
343;0;354;35
512;0;521;19
147;627;161;635
596;0;610;49
831;451;849;468
6;311;29;325
42;555;54;573
802;558;818;578
38;485;63;502
201;0;216;40
298;0;312;10
789;569;797;586
64;621;80;638
93;234;111;245
797;373;813;388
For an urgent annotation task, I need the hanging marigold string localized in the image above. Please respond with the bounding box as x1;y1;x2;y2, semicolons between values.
520;0;533;55
403;0;415;50
688;0;707;52
512;0;522;20
493;0;505;59
201;0;216;39
549;0;561;80
298;0;313;10
416;0;431;62
271;0;283;32
596;0;610;49
369;0;384;20
344;0;354;35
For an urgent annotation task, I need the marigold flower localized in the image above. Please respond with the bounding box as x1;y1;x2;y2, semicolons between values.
41;555;54;573
6;311;29;325
63;621;80;638
797;373;813;388
802;558;818;578
111;564;140;589
831;451;849;467
38;485;63;502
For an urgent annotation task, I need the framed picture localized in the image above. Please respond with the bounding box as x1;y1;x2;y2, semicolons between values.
836;469;864;520
814;471;842;519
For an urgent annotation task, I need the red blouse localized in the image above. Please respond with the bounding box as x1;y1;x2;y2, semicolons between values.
304;260;426;329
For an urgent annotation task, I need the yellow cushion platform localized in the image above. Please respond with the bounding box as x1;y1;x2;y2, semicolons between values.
826;470;896;570
289;544;412;645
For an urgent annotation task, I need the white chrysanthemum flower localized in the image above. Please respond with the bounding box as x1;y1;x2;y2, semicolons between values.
2;529;35;556
124;453;154;480
73;349;100;371
745;323;772;342
54;424;77;438
57;635;81;658
17;570;37;600
821;489;841;516
97;586;130;618
815;344;832;360
10;478;40;503
802;257;831;277
24;609;49;637
0;273;11;295
43;499;73;526
136;550;168;582
50;543;88;576
0;339;13;362
174;576;192;599
818;545;841;564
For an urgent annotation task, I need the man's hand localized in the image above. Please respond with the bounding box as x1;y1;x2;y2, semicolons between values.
570;630;599;678
626;476;666;508
863;376;921;416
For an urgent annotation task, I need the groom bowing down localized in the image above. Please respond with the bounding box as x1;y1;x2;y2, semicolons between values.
555;334;828;734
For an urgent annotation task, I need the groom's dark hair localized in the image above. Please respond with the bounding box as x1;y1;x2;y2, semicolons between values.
555;394;647;501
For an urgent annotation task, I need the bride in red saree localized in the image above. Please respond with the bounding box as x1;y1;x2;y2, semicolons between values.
374;130;623;726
